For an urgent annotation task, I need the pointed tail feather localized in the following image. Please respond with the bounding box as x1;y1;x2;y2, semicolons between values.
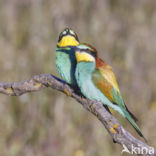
124;110;147;142
125;104;138;122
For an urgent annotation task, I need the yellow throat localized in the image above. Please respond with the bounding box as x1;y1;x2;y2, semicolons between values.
75;51;95;62
57;35;79;47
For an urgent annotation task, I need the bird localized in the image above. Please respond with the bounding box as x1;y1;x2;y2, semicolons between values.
56;28;79;86
74;43;146;141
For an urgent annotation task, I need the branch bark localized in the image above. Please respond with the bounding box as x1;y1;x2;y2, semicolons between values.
0;74;155;156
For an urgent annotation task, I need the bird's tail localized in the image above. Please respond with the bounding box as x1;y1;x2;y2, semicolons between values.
124;110;147;142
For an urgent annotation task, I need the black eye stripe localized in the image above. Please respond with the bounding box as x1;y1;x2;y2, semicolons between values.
91;51;97;57
79;49;96;57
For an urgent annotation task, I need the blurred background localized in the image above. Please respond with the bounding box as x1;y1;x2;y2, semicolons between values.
0;0;155;155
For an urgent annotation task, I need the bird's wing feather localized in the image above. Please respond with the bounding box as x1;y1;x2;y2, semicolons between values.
92;58;125;108
92;58;142;137
92;58;138;121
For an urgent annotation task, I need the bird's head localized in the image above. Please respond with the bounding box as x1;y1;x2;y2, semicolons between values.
75;44;98;63
57;28;79;47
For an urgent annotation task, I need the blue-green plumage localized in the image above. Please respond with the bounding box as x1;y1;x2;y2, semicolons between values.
56;28;79;86
75;44;146;141
56;47;77;86
75;62;125;116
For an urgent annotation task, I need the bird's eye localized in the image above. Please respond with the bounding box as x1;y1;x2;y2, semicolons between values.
69;29;79;41
85;49;90;53
58;29;68;42
69;30;75;36
62;31;67;36
85;49;96;57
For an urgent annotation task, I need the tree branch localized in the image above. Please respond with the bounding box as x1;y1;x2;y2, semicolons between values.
0;74;155;156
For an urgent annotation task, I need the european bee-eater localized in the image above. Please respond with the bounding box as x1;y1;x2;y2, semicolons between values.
56;28;79;86
74;43;146;141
